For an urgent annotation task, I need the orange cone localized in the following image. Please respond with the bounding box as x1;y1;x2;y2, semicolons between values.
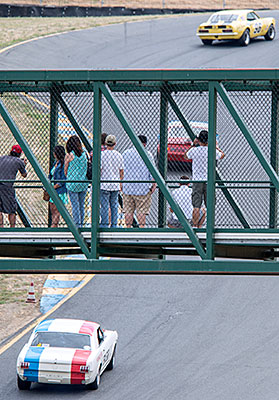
26;281;36;303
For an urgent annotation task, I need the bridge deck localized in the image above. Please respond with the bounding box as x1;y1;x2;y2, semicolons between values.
0;231;279;245
0;231;278;260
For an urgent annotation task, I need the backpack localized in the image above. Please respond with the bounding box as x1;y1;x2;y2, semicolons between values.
86;153;92;180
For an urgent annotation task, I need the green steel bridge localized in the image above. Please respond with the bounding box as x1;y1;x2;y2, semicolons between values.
1;69;279;274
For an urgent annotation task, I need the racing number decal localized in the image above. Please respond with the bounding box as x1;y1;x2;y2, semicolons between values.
253;21;262;34
103;349;110;364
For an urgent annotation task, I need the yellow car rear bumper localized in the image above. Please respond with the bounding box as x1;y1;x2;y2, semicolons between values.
197;32;241;40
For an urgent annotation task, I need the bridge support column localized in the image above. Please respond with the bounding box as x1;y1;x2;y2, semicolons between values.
269;82;279;228
158;88;168;228
206;82;217;259
91;83;102;259
49;88;59;227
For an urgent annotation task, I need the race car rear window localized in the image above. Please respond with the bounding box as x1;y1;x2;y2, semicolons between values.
31;331;91;349
209;14;238;23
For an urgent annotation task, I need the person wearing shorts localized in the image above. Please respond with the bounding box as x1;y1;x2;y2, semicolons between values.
122;135;156;228
100;135;124;228
184;130;225;227
167;176;206;229
0;145;27;227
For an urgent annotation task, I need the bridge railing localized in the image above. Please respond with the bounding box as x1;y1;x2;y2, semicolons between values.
0;69;279;273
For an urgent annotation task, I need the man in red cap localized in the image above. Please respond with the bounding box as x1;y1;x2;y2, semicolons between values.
0;145;27;227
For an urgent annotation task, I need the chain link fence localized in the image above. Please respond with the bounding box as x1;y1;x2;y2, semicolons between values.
0;76;278;230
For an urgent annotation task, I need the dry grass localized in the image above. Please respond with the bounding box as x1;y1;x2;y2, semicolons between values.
0;15;177;50
0;274;48;343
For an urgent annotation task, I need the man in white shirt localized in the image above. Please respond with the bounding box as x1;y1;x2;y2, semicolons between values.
100;135;124;228
184;130;225;227
122;135;156;228
168;176;206;228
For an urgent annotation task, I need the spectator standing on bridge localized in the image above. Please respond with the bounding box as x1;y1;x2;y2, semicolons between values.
64;135;88;229
89;132;107;163
122;135;156;228
49;145;68;228
0;145;27;228
167;176;205;228
100;135;124;228
184;130;225;227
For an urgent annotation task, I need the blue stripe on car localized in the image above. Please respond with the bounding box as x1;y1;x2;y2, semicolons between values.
23;347;45;382
35;319;53;332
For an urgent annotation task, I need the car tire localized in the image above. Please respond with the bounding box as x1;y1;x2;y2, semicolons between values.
201;39;213;45
87;368;101;390
265;24;276;41
106;346;116;371
17;375;31;390
239;29;250;46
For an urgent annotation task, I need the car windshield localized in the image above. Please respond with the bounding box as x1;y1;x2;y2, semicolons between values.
31;331;91;349
168;126;190;140
209;13;238;23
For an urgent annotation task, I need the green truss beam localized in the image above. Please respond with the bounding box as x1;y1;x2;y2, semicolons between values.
99;82;206;259
166;91;250;228
0;258;279;275
216;82;279;193
0;98;90;258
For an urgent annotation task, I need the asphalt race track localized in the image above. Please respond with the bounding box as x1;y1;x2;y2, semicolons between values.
3;275;279;399
0;11;279;69
1;11;279;399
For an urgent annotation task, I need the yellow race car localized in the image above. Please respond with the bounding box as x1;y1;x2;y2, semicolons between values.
197;10;276;46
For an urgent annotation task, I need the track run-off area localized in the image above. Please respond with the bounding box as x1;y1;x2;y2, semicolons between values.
1;11;279;399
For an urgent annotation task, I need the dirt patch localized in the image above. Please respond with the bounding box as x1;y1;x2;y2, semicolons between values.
0;274;48;344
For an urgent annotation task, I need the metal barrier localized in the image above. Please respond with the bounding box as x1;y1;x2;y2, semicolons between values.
0;69;279;274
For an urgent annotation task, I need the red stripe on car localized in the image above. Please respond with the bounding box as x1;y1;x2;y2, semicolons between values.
79;321;97;336
70;350;91;384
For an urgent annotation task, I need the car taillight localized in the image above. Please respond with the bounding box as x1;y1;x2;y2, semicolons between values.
80;365;89;373
21;362;30;369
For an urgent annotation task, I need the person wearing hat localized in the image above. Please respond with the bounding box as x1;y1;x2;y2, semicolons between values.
0;144;27;227
100;134;124;228
184;130;225;227
122;135;156;228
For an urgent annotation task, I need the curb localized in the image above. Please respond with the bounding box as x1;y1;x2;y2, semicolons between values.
40;255;108;314
40;273;90;314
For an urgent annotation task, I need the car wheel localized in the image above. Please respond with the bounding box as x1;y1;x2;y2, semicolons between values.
239;29;250;46
106;346;116;371
201;39;213;45
265;24;276;41
87;368;101;390
17;375;31;390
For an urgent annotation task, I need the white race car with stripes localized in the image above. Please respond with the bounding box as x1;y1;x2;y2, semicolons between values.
16;318;118;390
